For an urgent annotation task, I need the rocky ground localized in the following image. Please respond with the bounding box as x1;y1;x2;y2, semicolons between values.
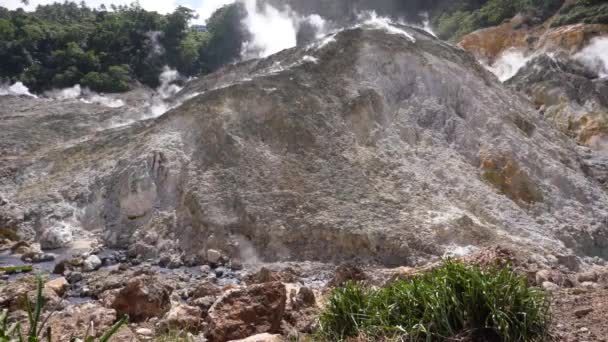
2;244;608;341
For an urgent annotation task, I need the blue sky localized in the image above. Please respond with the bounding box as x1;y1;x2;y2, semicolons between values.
2;0;236;22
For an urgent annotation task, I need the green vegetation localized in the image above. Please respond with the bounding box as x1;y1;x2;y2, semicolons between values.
0;265;33;274
0;1;247;93
0;275;127;342
317;260;550;341
429;0;564;41
552;0;608;27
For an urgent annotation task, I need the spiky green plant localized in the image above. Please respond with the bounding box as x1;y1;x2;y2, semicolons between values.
0;309;21;342
318;260;550;341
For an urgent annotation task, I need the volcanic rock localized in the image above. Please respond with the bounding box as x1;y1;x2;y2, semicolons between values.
111;275;172;321
2;24;608;267
206;282;286;342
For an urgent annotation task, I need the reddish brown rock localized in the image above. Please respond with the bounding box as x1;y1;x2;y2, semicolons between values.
111;275;172;322
459;15;608;63
206;282;287;342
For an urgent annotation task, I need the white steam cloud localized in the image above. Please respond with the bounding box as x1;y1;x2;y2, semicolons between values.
358;11;416;42
240;0;328;59
575;37;608;78
44;84;125;108
144;66;184;118
486;49;533;82
0;82;38;98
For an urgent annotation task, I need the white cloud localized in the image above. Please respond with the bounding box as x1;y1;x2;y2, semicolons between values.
193;0;236;23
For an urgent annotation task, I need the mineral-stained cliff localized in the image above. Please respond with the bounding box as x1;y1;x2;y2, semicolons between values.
2;24;608;268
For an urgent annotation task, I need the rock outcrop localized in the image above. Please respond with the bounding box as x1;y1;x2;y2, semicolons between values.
207;282;287;342
111;275;172;321
2;23;608;267
459;13;608;64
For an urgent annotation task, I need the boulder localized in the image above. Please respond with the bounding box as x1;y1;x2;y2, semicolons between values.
45;277;69;296
542;281;560;292
82;255;102;272
207;282;286;342
39;224;73;250
111;275;172;321
207;249;223;264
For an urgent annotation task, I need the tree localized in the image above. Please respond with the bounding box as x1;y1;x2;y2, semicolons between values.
199;2;249;72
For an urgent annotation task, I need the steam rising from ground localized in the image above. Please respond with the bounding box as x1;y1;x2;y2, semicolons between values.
144;66;184;118
45;84;125;108
0;82;38;98
240;0;328;58
576;37;608;78
486;49;533;82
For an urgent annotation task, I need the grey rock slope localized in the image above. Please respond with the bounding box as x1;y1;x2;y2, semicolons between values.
2;25;608;266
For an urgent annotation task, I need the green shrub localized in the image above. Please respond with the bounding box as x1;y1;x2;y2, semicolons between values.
80;65;130;93
552;2;608;26
317;260;550;341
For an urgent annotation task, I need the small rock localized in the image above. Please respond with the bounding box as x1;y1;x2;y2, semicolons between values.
328;263;367;287
135;328;153;336
231;333;284;342
580;281;599;289
542;281;560;291
53;260;71;274
296;287;316;308
200;265;212;274
207;249;223;264
82;255;102;272
66;271;83;284
579;327;589;333
535;270;563;286
191;282;221;299
10;241;36;254
578;272;598;283
45;277;69;296
159;304;202;332
215;267;227;278
22;252;55;263
230;259;244;271
190;296;216;312
574;307;594;319
572;288;588;295
557;254;580;272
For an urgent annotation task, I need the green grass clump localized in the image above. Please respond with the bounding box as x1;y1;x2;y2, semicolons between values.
0;266;33;274
318;260;550;341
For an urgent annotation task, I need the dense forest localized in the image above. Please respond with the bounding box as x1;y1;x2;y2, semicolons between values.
1;0;606;93
0;1;248;93
429;0;608;41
